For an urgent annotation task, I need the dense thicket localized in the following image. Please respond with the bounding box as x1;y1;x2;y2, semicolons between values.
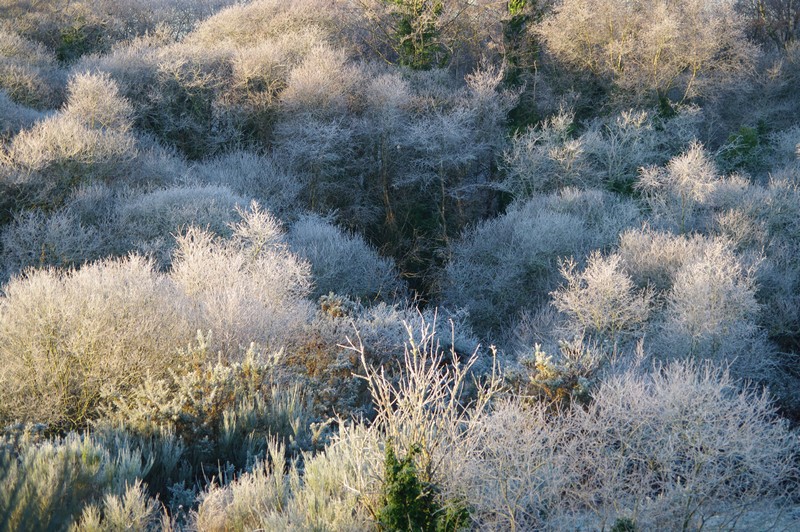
1;0;800;529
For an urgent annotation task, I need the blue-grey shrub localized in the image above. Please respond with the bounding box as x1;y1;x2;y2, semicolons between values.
0;30;64;110
288;214;402;301
0;90;47;138
116;184;247;267
0;209;104;277
443;189;641;335
190;151;302;217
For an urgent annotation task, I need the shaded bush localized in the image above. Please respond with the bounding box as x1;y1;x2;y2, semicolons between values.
443;189;640;335
0;29;63;109
190;151;302;216
0;208;103;275
0;90;47;138
116;184;246;267
288;214;402;301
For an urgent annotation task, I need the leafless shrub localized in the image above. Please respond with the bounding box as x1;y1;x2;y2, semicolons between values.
0;256;195;429
552;251;653;346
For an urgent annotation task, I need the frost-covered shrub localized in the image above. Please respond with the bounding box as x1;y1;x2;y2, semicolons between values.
0;432;150;531
0;256;195;428
288;300;485;419
62;71;134;132
280;46;356;118
116;185;246;267
443;189;640;334
146;42;235;159
193;317;497;531
170;203;313;356
458;399;563;530
0;183;124;279
2;68;184;208
6;114;137;194
272;114;355;211
0;209;104;275
705;170;800;348
219;29;326;142
501;108;598;197
72;31;167;109
657;239;774;377
461;362;799;530
114;0;341;157
767;126;800;170
617;228;774;377
190;151;301;216
617;227;710;291
516;339;606;409
637;142;725;233
184;0;335;49
553;362;798;529
551;251;653;345
0;90;46;137
538;0;756;104
0;30;63;109
288;215;401;301
582;109;668;190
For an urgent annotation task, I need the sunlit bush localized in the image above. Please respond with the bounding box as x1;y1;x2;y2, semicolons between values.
170;203;313;356
0;256;195;429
